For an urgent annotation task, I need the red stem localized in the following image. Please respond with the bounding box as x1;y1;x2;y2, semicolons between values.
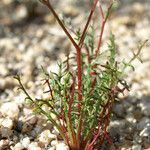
95;1;113;58
78;0;99;48
88;128;102;150
45;79;54;100
68;77;78;146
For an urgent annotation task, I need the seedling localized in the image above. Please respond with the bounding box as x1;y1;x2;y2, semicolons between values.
15;0;147;149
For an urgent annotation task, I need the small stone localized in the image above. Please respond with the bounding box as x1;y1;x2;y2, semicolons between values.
0;127;13;138
44;14;56;24
132;144;142;150
13;5;27;22
28;116;38;125
142;137;150;149
126;114;136;124
21;122;33;133
13;135;19;143
12;142;24;150
0;64;8;76
1;118;13;129
28;142;41;150
140;125;150;138
2;0;12;5
48;147;56;150
63;6;79;18
38;130;57;144
15;120;23;132
53;126;60;136
51;140;59;147
133;2;144;14
23;108;33;116
0;77;17;90
33;126;43;135
133;109;143;120
133;134;142;144
21;137;30;148
137;117;150;130
113;103;125;117
0;139;10;150
0;102;19;119
0;118;4;126
56;143;69;150
139;98;150;116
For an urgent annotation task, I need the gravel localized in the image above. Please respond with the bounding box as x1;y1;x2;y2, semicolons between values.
0;0;150;149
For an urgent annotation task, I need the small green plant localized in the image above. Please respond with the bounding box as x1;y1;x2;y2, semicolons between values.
15;0;147;149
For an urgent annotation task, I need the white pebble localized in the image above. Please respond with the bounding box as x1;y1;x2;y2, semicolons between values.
1;118;13;129
132;144;142;150
28;142;41;150
0;140;4;147
21;137;30;148
56;143;69;150
51;140;58;147
0;102;19;119
12;143;24;150
38;130;57;144
48;147;56;150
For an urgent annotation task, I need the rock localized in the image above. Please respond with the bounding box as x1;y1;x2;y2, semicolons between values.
0;102;19;119
21;122;33;133
38;130;57;144
0;118;4;126
28;116;38;125
21;137;30;148
63;6;79;18
15;120;23;132
0;77;17;90
126;114;136;124
137;117;150;130
139;98;150;116
2;0;12;5
56;143;69;150
132;2;144;14
132;144;142;150
12;135;19;143
0;139;10;150
28;142;42;150
51;129;59;136
133;109;143;120
1;118;13;129
51;140;59;147
133;134;142;144
142;137;150;149
0;127;13;138
11;142;24;150
33;126;43;135
140;125;150;138
0;64;8;76
13;5;27;22
48;147;56;150
23;108;33;116
44;14;56;24
113;103;125;117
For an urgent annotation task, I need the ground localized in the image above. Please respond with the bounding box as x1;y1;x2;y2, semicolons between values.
0;0;150;150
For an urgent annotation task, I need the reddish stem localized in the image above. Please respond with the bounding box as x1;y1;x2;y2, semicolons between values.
95;1;113;58
78;0;99;48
